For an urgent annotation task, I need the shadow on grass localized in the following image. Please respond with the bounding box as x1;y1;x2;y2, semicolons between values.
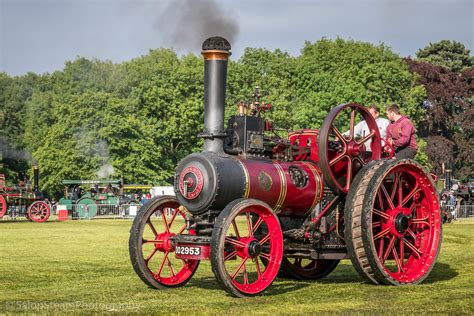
185;276;309;296
276;262;458;285
424;262;458;283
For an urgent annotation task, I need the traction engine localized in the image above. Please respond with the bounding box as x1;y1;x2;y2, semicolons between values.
129;37;442;297
0;166;51;223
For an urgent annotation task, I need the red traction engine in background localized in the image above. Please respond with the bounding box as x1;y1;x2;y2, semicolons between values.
0;166;51;223
129;37;442;297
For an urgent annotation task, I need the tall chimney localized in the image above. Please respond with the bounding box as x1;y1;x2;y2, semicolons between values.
33;165;40;193
200;36;231;153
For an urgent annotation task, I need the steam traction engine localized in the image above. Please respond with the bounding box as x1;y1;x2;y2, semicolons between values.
0;166;51;223
129;37;442;297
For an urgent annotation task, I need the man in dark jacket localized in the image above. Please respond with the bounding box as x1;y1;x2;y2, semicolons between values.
386;104;418;159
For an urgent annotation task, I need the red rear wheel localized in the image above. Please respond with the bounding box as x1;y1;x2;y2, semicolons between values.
318;103;382;194
345;159;442;285
211;199;283;297
0;195;6;218
27;201;50;223
129;196;199;288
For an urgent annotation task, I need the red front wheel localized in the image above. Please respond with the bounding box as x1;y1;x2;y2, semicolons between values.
345;159;442;285
0;195;6;218
27;201;51;223
129;196;199;288
211;199;283;297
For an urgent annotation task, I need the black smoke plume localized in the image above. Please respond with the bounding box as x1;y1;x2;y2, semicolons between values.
155;0;239;51
0;136;33;163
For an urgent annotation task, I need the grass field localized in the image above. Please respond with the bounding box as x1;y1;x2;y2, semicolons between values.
1;218;473;314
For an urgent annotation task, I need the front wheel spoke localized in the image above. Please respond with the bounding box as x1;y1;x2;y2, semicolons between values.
177;224;187;234
383;236;397;263
156;251;169;276
373;227;390;240
252;217;264;234
147;220;159;237
161;212;170;233
166;256;175;276
167;208;179;228
225;237;246;248
145;248;158;262
246;212;253;237
373;208;390;220
372;221;382;228
142;239;163;244
403;238;423;258
230;258;248;280
259;234;271;245
232;220;241;239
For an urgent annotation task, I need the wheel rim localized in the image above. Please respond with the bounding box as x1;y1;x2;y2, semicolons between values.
0;195;6;218
370;164;441;283
318;103;382;194
28;202;50;222
139;200;198;286
220;204;283;295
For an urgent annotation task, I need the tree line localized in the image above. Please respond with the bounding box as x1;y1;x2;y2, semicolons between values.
0;39;472;195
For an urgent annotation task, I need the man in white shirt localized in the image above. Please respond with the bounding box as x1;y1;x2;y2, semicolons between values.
344;105;390;151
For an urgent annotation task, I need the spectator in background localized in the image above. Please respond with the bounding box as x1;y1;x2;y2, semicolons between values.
386;104;418;159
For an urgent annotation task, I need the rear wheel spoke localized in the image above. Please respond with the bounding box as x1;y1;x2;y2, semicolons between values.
231;258;248;280
403;238;423;258
374;228;390;240
383;236;397;263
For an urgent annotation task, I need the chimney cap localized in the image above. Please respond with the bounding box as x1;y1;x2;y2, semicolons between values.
202;36;231;51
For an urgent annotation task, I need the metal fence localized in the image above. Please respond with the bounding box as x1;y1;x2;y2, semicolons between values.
71;203;142;219
442;205;474;220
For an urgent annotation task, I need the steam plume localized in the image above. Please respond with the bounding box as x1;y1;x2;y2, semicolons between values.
74;128;115;179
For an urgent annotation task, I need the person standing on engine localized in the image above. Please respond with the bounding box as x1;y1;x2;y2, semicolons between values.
343;104;390;151
386;104;418;159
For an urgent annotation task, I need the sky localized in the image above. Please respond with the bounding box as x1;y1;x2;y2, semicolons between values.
1;0;473;76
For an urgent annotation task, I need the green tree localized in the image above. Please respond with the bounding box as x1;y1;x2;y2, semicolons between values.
416;40;473;72
293;38;427;128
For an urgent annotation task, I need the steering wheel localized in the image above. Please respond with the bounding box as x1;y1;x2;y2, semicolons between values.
381;137;395;158
317;103;381;194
